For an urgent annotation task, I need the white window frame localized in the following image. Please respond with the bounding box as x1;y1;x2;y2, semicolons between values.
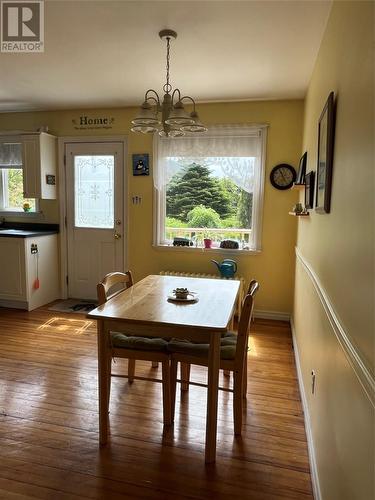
0;137;39;216
153;125;267;254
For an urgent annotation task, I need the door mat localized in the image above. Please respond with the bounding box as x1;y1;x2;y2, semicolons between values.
48;299;97;314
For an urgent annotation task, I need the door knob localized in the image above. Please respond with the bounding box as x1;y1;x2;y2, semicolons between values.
116;219;121;225
114;232;121;239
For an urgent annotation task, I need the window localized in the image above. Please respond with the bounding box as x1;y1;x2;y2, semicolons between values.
74;155;115;228
0;140;36;212
154;125;267;251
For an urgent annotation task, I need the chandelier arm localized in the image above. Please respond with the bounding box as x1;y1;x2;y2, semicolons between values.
180;95;197;112
171;88;181;106
145;89;161;106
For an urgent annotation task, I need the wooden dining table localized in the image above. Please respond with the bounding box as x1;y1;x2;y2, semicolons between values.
88;274;240;463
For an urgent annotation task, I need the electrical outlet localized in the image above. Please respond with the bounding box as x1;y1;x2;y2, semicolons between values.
132;195;142;205
311;370;316;395
31;244;38;254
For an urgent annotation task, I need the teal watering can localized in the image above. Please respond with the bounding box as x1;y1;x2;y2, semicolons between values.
211;259;237;278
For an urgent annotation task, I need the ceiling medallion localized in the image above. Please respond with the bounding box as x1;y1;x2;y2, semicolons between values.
131;29;207;137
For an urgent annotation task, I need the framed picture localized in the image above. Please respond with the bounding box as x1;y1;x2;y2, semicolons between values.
304;171;315;209
296;152;307;184
316;92;335;213
132;154;149;176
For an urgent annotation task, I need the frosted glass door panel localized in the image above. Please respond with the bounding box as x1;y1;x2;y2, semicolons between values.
74;155;115;228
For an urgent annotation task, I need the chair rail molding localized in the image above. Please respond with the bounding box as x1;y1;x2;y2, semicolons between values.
294;247;375;408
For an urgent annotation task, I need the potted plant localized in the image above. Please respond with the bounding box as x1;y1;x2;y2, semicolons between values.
203;237;212;249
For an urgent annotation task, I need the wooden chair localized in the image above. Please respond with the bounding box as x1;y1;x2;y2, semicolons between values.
97;271;171;425
182;279;259;397
242;279;258;397
169;282;259;435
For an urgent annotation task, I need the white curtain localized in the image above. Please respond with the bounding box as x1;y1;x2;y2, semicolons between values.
0;143;22;168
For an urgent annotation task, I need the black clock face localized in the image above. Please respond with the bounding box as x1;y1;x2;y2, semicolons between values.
270;164;297;190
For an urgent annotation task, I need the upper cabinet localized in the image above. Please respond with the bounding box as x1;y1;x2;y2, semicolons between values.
21;133;57;199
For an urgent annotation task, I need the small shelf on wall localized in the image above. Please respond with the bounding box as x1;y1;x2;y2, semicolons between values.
291;183;305;191
289;211;310;217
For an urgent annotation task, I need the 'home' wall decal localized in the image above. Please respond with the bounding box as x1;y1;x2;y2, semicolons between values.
72;115;115;130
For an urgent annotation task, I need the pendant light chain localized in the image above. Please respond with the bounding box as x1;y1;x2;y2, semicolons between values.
164;36;172;94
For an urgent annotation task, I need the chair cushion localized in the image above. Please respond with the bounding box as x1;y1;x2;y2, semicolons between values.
110;332;169;352
168;332;237;360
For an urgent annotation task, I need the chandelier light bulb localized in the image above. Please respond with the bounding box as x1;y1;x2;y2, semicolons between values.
131;101;160;126
131;124;158;134
165;101;195;127
168;128;185;138
180;111;208;133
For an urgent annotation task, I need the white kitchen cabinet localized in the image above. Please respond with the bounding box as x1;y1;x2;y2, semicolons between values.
0;234;59;311
21;132;57;199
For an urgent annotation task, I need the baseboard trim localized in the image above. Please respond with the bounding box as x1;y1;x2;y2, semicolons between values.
290;317;321;500
253;309;290;321
0;299;28;310
295;247;375;408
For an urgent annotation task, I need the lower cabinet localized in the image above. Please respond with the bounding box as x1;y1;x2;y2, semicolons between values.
0;235;59;311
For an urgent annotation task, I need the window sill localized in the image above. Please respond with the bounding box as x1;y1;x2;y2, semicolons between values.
153;244;261;255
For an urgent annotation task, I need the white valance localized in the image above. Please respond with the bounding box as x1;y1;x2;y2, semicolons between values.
0;142;23;168
154;125;267;193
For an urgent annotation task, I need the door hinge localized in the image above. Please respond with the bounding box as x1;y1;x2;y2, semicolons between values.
63;154;66;166
66;275;69;285
64;215;67;227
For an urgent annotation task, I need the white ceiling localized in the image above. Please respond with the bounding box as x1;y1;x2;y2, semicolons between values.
0;0;332;112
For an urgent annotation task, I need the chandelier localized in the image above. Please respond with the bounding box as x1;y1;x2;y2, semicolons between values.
131;29;207;137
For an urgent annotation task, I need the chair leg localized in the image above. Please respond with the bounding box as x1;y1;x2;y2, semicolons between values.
161;360;172;426
233;368;244;436
151;361;158;368
128;359;135;383
243;355;248;399
170;359;178;423
181;362;191;391
107;355;112;407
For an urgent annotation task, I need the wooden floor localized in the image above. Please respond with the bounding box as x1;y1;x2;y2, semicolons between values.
0;306;313;499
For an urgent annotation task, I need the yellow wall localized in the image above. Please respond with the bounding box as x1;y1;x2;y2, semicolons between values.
0;100;303;314
293;1;374;499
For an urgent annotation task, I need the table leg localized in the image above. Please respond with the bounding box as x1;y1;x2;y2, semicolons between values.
205;332;221;463
98;320;109;445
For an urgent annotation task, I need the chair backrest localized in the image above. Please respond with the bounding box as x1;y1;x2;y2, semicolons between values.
247;279;259;296
97;271;134;306
235;280;259;367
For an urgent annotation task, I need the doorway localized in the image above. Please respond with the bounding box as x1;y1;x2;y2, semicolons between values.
64;141;125;299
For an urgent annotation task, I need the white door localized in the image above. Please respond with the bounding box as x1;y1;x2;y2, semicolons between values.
66;142;124;299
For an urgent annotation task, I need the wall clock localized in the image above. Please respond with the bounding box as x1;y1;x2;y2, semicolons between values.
270;163;296;190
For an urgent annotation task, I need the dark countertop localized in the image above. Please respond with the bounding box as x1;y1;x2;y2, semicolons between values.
0;229;59;237
0;222;59;238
